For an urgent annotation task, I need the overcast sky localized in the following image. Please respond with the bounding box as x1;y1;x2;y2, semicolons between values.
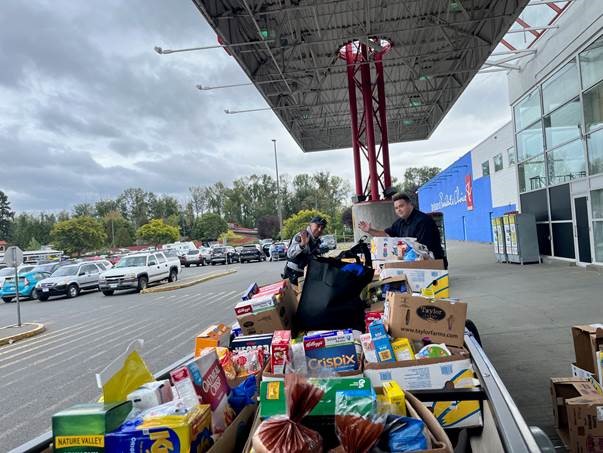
0;0;512;213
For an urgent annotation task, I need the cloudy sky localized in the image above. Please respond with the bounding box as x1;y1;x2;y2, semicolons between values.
0;0;512;213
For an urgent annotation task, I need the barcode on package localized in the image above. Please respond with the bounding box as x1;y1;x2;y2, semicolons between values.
440;364;453;376
380;371;392;381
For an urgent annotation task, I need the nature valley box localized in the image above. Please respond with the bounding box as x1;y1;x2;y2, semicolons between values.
52;401;132;453
384;293;467;348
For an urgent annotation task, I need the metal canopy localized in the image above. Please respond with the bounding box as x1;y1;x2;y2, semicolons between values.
192;0;530;152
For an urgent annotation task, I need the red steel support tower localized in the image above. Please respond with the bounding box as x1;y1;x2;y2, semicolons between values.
340;39;393;202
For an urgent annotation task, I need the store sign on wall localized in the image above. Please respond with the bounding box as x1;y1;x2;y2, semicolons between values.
465;175;474;211
429;174;474;212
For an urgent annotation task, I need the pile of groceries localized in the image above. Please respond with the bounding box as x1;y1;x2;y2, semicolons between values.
50;237;481;453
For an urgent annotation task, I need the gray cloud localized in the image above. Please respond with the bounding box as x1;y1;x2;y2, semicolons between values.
0;0;513;213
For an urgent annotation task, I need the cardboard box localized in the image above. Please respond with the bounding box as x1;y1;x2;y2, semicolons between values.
236;281;297;335
208;404;257;453
270;330;291;374
380;268;449;298
53;402;132;453
550;378;598;446
194;324;231;357
383;259;446;270
384;293;467;348
573;325;603;376
364;349;481;429
567;395;603;452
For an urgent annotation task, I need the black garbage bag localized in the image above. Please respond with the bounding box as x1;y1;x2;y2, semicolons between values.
295;239;374;332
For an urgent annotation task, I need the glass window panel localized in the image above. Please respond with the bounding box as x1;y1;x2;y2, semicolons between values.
518;156;546;193
493;154;503;172
517;121;544;162
592;188;603;219
544;98;581;149
547;139;586;185
508;147;516;165
542;61;580;114
552;222;575;259
593;221;603;262
482;161;490;176
588;128;603;176
580;35;603;90
514;89;541;131
584;80;603;132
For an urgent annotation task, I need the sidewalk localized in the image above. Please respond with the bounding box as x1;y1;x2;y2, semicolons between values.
0;322;45;345
446;240;603;444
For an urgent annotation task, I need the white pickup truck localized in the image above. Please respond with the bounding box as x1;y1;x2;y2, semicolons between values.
99;251;180;295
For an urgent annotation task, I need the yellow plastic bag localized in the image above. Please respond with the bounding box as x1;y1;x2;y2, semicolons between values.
96;339;154;403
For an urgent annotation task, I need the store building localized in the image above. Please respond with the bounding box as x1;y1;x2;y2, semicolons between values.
509;2;603;264
418;122;518;243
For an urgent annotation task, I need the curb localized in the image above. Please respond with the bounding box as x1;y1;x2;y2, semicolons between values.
0;322;46;346
141;269;238;294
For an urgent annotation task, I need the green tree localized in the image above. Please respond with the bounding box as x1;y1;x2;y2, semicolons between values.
10;213;56;248
341;207;353;228
95;199;120;218
27;237;41;251
192;213;228;241
136;219;179;246
103;212;134;248
51;216;107;256
401;166;441;206
281;209;331;240
189;186;207;218
0;191;14;241
73;203;94;217
117;188;148;229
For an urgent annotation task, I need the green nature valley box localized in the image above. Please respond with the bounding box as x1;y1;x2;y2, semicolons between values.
52;401;132;452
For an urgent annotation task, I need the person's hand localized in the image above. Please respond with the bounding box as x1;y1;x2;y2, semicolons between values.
299;230;309;247
358;220;371;233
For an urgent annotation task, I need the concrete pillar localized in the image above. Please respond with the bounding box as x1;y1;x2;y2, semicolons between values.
352;200;398;242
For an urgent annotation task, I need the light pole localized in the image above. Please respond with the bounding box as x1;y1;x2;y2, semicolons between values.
272;139;282;239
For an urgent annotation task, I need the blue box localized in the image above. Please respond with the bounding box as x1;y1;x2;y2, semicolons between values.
303;330;359;373
241;282;259;300
369;321;396;363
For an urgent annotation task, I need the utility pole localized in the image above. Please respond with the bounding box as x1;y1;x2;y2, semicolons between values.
272;139;282;239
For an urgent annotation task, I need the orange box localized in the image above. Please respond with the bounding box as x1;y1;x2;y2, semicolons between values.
194;324;231;357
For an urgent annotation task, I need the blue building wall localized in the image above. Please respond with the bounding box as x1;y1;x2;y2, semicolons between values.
418;152;516;243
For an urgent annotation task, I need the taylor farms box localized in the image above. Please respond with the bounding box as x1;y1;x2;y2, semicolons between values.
384;293;467;348
52;402;132;453
104;404;213;453
270;330;291;374
364;350;481;428
303;329;359;374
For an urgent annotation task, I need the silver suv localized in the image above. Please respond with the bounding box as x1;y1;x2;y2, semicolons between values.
35;262;103;301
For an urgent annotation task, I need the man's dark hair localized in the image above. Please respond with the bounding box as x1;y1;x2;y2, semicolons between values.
392;193;412;204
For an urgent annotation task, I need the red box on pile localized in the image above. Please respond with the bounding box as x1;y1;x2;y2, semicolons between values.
270;330;291;374
365;312;383;331
252;280;287;299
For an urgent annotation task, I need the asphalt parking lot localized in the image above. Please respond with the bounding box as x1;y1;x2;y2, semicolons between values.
0;259;285;451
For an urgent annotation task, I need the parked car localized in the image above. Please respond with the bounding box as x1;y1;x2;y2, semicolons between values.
225;246;239;264
199;247;212;263
31;260;77;275
321;234;337;250
17;264;37;274
210;247;228;265
260;239;273;257
0;267;15;290
269;242;288;261
107;254;123;266
95;259;113;271
1;270;51;303
183;249;205;267
99;251;181;295
239;245;264;263
35;262;104;301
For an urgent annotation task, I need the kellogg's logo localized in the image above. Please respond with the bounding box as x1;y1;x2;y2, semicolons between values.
304;339;325;350
416;305;446;322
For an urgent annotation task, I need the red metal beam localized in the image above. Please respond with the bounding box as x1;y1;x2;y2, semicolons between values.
360;43;380;201
374;53;392;191
345;43;363;197
515;17;541;38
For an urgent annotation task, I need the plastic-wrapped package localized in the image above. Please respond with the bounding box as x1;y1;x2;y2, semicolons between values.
228;375;257;414
216;347;237;380
253;374;324;453
232;348;264;377
331;414;384;453
371;414;428;453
